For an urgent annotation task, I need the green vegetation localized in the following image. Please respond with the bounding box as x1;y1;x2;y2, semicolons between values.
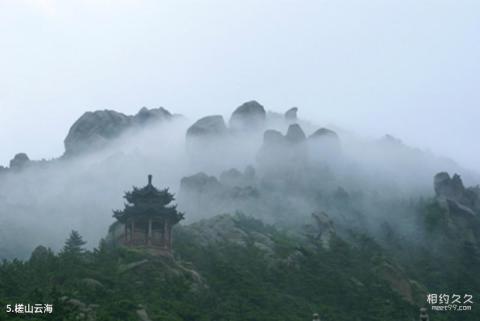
0;212;479;321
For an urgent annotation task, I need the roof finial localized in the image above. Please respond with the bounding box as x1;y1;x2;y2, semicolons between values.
148;174;153;185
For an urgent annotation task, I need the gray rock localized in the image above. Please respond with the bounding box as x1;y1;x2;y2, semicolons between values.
308;128;341;162
186;115;227;137
64;107;173;156
64;110;131;156
435;172;480;213
133;107;171;125
180;172;222;193
434;172;465;201
309;128;338;139
188;214;249;247
284;107;298;122
285;124;306;144
229;100;266;131
9;153;30;170
304;212;336;250
446;199;476;217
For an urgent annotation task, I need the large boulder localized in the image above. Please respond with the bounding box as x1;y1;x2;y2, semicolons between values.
309;128;338;139
257;126;308;173
308;127;341;163
229;100;266;131
180;172;222;194
285;124;306;144
186;115;228;137
185;115;230;166
9;153;30;170
133;107;172;125
434;172;480;213
434;172;465;201
64;110;131;155
64;107;173;156
284;107;298;123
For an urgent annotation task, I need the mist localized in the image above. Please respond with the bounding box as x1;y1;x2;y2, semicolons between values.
1;0;480;172
0;103;477;259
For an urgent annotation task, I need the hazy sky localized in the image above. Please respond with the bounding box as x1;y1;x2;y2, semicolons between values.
1;0;479;171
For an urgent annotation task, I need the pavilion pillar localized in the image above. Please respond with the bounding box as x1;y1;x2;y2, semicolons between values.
124;222;127;243
147;219;152;245
163;220;168;249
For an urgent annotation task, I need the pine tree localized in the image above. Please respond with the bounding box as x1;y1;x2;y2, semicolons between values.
61;230;86;256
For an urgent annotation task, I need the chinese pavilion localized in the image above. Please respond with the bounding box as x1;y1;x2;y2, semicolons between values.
112;175;184;256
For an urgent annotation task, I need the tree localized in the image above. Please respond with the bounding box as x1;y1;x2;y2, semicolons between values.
61;230;86;256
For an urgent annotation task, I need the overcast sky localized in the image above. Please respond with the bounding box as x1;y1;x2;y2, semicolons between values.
0;0;479;171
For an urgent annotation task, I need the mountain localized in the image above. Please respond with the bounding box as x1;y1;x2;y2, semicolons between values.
1;101;479;320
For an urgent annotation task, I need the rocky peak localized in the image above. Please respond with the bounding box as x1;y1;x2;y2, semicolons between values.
64;110;131;156
186;115;228;137
308;127;341;163
284;107;298;123
133;107;172;125
229;100;266;131
434;172;465;201
285;124;306;143
9;153;30;170
180;172;222;193
64;107;173;156
434;172;480;214
309;128;338;139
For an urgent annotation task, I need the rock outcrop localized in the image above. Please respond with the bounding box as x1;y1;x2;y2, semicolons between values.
133;107;172;125
64;107;173;156
309;128;338;139
431;172;480;246
284;107;298;123
434;172;465;201
304;212;336;250
285;124;306;144
308;127;341;163
257;124;309;174
9;153;30;170
180;172;222;194
434;172;480;212
229;100;266;131
186;115;228;137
